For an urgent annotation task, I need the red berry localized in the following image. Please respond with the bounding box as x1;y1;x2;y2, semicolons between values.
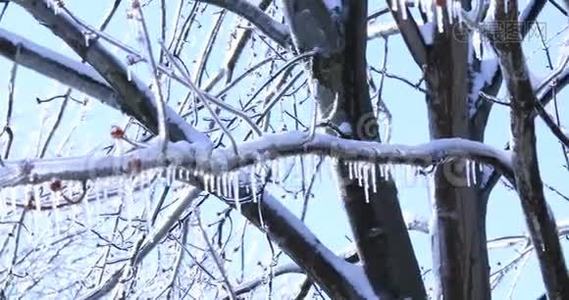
111;126;124;139
50;179;62;192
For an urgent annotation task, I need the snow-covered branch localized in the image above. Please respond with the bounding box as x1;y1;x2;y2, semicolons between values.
367;22;400;40
0;27;114;106
0;131;513;189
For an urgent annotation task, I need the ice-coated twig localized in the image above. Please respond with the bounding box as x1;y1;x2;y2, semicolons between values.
196;211;237;299
159;42;241;154
129;1;169;153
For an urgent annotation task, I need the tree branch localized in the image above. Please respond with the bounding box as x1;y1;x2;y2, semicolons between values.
197;0;292;48
0;132;514;189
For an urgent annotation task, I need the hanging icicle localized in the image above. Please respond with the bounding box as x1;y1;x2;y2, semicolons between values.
392;0;399;12
232;172;242;214
436;5;445;33
221;173;228;198
371;163;378;194
363;163;370;203
127;64;133;82
34;184;42;213
250;167;258;203
271;159;280;184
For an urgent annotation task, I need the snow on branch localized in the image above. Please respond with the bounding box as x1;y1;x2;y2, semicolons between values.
0;27;115;105
0;131;513;189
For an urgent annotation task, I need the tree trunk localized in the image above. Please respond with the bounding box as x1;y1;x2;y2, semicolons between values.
425;26;491;300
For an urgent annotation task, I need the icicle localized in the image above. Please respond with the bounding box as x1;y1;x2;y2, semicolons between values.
203;174;210;194
209;173;216;193
184;168;190;182
447;0;454;25
363;164;370;203
464;159;471;187
473;31;483;60
400;0;408;19
215;174;221;196
34;185;42;213
391;0;398;11
436;5;444;33
250;170;258;203
426;0;434;23
357;162;363;187
82;182;93;227
371;163;378;194
221;173;228;198
455;1;463;25
232;172;241;214
127;64;133;82
472;161;479;185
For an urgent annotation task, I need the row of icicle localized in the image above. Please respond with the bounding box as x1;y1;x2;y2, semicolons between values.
0;156;484;229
